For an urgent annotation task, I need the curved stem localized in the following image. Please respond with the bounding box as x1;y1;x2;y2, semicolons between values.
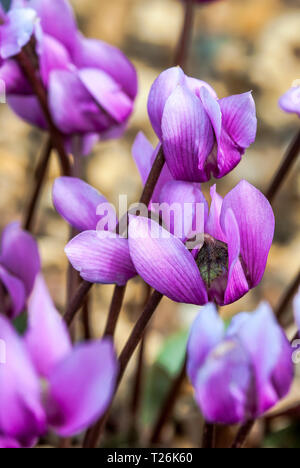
276;269;300;324
103;285;127;337
23;137;52;232
202;423;215;449
83;290;163;448
64;281;93;326
174;0;196;69
150;355;187;445
231;420;255;449
266;129;300;204
15;48;71;176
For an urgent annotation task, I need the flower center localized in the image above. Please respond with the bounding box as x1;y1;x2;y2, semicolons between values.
195;234;229;289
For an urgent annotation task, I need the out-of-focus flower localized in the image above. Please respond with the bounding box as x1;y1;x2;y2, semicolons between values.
148;67;257;182
187;302;293;424
293;288;300;330
0;0;137;154
0;222;40;318
0;275;118;447
279;86;300;117
128;180;274;306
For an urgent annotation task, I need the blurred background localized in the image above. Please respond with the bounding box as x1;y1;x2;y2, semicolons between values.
0;0;299;447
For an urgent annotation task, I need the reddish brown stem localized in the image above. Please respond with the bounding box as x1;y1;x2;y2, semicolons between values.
231;420;255;449
103;285;127;337
202;423;216;449
174;0;196;69
276;270;300;324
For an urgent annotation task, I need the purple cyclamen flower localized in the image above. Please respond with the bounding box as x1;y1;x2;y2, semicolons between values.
128;180;275;306
0;275;118;447
293;288;300;331
148;67;257;182
0;222;40;318
187;302;293;424
279;86;300;117
52;132;183;286
0;0;137;154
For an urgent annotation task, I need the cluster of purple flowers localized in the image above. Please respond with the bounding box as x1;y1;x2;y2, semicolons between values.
0;0;298;448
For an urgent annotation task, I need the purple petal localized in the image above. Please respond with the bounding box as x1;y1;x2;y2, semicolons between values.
235;303;293;416
222;209;249;305
187;303;225;385
0;59;31;94
48;69;115;134
0;8;37;59
0;265;25;319
294;288;300;331
25;275;72;378
78;68;133;123
220;180;275;287
65;230;137;285
205;185;226;243
31;0;78;54
72;35;137;100
128;216;208;305
0;436;21;448
162;85;215;182
279;86;300;116
7;94;47;129
0;316;46;446
194;338;253;424
185;76;218;100
0;222;41;296
157;180;208;240
52;177;113;232
46;339;118;437
148;67;186;139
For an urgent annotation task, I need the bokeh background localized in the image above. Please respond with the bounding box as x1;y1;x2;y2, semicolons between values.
0;0;299;447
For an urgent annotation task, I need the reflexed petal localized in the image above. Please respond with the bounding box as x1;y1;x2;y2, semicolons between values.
53;177;112;232
148;67;185;139
205;185;226;243
72;35;137;100
7;95;47;129
0;222;41;296
222;209;249;305
46;339;118;436
279;87;300;116
0;265;25;319
31;0;78;54
185;76;217;100
187;303;225;385
128;216;208;305
36;31;72;87
0;8;37;59
157;180;208;240
234;303;293;416
79;68;133;123
25;275;72;378
132;132;156;186
0;316;46;445
194;339;253;424
161;85;214;182
65;230;137;285
220;180;275;287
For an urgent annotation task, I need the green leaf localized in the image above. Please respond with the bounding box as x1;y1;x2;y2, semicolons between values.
13;312;28;335
0;0;12;12
156;329;189;377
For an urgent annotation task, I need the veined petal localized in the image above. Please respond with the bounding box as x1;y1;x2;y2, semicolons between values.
161;85;214;182
220;180;275;287
187;303;225;385
195;338;253;425
148;67;186;139
0;265;25;319
65;230;137;285
53;177;113;232
72;34;137;100
0;316;46;446
205;185;226;243
46;339;118;437
279;86;300;116
25;275;72;378
222;209;249;305
128;216;208;305
0;222;41;296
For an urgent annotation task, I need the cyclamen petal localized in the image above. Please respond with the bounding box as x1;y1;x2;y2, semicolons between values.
0;265;25;319
0;8;37;59
294;288;300;331
279;86;300;116
46;339;118;437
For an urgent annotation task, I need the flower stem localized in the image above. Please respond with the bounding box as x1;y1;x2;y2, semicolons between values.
15;48;71;176
103;285;127;337
266;129;300;204
23;137;52;232
174;0;196;69
202;423;216;448
83;290;163;448
64;281;93;326
231;420;255;449
150;355;187;445
276;269;300;325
